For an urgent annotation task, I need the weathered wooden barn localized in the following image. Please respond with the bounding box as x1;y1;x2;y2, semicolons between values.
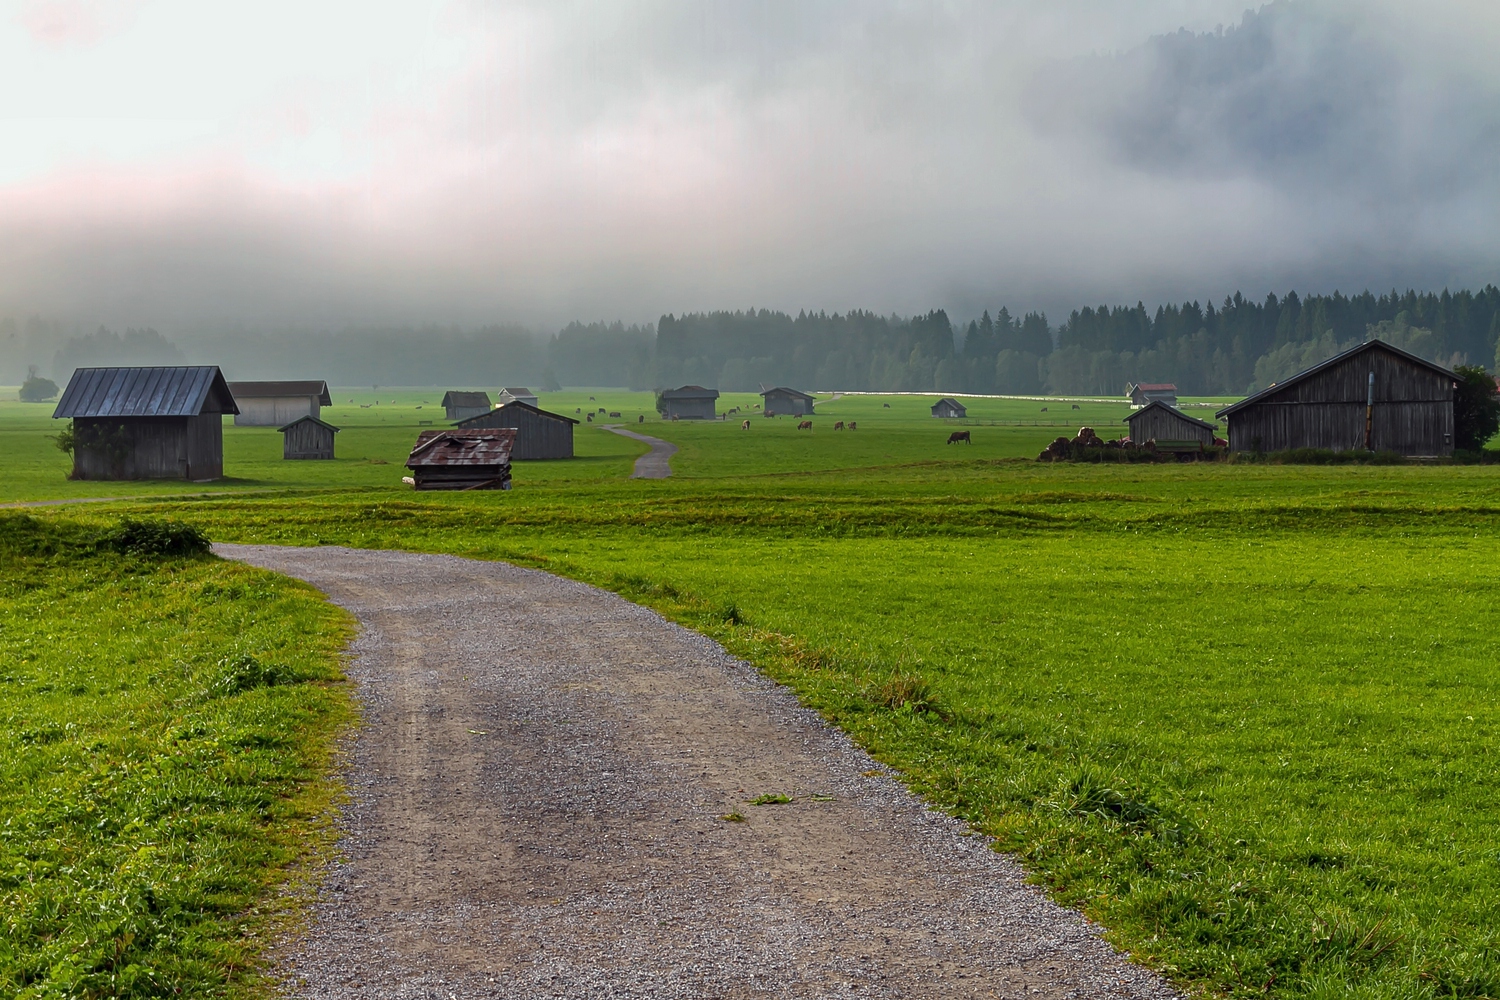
1215;339;1456;456
760;386;816;416
456;401;577;459
497;387;538;407
228;380;331;426
1125;400;1217;449
441;391;493;421
53;366;239;481
279;415;339;460
405;428;516;490
658;385;719;420
931;397;967;418
1126;382;1178;407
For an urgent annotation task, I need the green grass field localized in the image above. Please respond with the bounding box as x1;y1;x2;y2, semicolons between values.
5;387;1500;998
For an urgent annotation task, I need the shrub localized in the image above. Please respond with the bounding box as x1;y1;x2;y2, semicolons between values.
1453;364;1500;452
97;517;212;557
19;374;59;402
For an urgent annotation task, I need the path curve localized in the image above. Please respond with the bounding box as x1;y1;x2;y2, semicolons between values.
603;425;677;478
218;544;1175;1000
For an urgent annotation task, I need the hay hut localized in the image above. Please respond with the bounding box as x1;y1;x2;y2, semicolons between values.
227;380;331;426
279;415;339;460
931;397;967;418
1126;382;1178;407
405;428;515;490
456;401;577;459
441;391;493;421
760;386;815;416
658;385;719;420
1124;401;1216;451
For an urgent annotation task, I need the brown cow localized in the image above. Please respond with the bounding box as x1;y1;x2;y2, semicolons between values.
947;430;971;444
1040;406;1048;412
742;420;751;430
883;403;891;408
1072;404;1081;410
848;421;856;430
638;414;645;423
797;420;813;430
834;421;845;430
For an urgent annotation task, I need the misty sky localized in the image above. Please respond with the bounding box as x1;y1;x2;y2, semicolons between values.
1;0;1498;331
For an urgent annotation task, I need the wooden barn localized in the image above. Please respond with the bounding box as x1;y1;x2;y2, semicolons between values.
227;380;331;426
931;397;967;418
52;366;239;481
405;428;516;490
760;386;815;416
658;385;719;420
1126;382;1178;407
1125;400;1217;449
456;401;577;459
497;387;538;407
442;391;493;421
279;415;339;460
1216;339;1456;456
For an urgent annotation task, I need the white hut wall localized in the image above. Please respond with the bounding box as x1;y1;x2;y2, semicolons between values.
234;396;320;426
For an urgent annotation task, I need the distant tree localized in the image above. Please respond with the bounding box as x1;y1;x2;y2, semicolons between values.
1452;364;1500;451
19;364;59;402
540;367;562;392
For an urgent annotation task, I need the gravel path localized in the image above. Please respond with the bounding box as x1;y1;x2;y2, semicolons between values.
603;426;678;478
218;544;1176;1000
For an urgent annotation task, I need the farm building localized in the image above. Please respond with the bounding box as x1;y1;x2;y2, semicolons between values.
405;428;515;490
442;391;493;421
456;401;577;459
53;366;239;481
279;415;339;460
1125;401;1217;450
1215;339;1455;456
760;386;816;416
658;385;720;420
1126;382;1178;407
227;380;331;426
497;387;538;407
931;397;967;418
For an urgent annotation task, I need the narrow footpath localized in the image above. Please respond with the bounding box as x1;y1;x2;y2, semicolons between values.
219;544;1175;1000
603;425;677;478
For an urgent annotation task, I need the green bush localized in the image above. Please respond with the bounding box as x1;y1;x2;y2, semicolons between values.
97;517;212;557
18;375;59;402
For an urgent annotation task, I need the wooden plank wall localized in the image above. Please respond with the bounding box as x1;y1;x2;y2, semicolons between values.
1127;409;1214;445
72;415;224;480
462;409;574;459
283;421;335;459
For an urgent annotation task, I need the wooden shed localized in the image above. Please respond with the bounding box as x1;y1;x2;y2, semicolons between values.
931;397;967;418
1125;400;1216;449
52;366;239;481
227;380;331;426
760;386;816;416
1126;382;1178;407
441;391;493;421
279;415;339;460
658;385;719;420
1216;339;1456;456
405;428;515;490
456;401;577;459
497;387;538;407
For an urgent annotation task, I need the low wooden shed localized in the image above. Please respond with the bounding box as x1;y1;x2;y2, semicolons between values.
53;366;238;481
1126;382;1178;407
658;385;719;420
1125;401;1216;449
279;415;339;459
931;397;967;418
405;428;516;490
497;387;538;407
441;391;493;422
1215;339;1455;456
456;401;577;459
760;386;816;416
228;380;331;426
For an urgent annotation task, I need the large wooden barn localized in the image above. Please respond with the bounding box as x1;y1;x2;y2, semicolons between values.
1216;339;1456;456
53;366;239;481
761;386;815;416
441;391;493;421
456;401;577;459
279;415;339;460
405;428;515;490
1125;400;1217;448
658;385;719;419
227;380;331;426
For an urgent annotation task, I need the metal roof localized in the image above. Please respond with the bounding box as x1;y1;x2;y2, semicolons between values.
1216;339;1457;419
228;380;332;405
1130;382;1177;392
456;401;579;427
1124;399;1217;431
933;397;965;407
760;386;815;400
53;366;239;418
660;385;720;399
277;415;340;433
441;390;493;408
406;428;516;468
499;387;535;396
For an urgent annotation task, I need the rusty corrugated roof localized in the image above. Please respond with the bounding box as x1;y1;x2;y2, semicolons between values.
406;428;516;467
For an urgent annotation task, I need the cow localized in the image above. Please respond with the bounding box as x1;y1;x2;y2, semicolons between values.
883;403;891;408
834;421;845;430
947;430;971;444
797;420;813;430
586;413;593;422
638;414;646;423
742;420;751;430
1040;406;1047;412
609;411;621;417
848;421;856;430
1072;404;1080;410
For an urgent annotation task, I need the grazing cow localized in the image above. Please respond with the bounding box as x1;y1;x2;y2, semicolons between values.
742;420;751;430
1040;406;1048;412
1072;404;1080;410
586;413;593;422
609;411;621;417
947;430;971;444
638;414;645;423
848;421;856;430
834;421;845;430
599;408;606;414
797;420;813;430
883;403;891;408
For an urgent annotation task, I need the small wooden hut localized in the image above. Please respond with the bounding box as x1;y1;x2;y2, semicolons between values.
279;415;339;460
1124;401;1216;450
931;397;967;418
497;387;538;407
441;391;493;422
760;386;815;416
1126;382;1178;407
228;380;331;426
405;428;515;490
456;401;577;459
53;366;238;481
1215;339;1455;456
658;385;719;420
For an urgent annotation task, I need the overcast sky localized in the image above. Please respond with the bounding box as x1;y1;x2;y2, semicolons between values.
1;0;1497;331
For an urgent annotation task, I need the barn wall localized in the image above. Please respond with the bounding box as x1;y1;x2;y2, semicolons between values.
72;416;221;480
764;391;812;416
184;413;223;479
283;422;335;459
462;409;573;459
1127;410;1214;445
412;464;511;489
1226;348;1453;455
446;405;491;421
234;396;320;426
664;398;716;419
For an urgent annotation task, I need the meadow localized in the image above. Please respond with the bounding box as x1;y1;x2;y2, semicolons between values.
4;388;1500;999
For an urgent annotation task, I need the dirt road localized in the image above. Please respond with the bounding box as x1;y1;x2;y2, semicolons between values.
603;426;678;478
218;544;1174;1000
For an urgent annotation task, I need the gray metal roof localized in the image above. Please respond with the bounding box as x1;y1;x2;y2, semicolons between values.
660;385;720;399
53;366;238;418
1124;399;1217;431
1217;339;1456;419
456;400;579;427
228;380;332;405
761;386;815;400
442;390;493;408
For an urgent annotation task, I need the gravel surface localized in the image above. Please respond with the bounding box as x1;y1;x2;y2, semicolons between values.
217;544;1178;1000
602;426;677;478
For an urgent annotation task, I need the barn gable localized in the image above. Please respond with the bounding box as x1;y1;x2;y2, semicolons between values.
456;401;577;459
